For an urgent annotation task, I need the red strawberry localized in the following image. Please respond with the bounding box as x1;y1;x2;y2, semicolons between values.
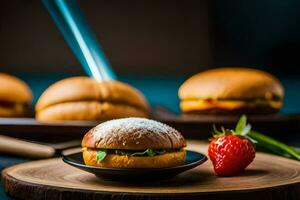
208;115;256;176
208;134;255;176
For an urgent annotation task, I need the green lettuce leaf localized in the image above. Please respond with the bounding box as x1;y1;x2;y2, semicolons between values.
95;149;168;162
96;150;107;161
115;149;166;157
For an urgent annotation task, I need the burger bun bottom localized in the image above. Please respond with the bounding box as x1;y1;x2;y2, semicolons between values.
83;149;186;168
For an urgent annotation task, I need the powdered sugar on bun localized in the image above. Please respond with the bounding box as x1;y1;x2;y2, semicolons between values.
81;117;186;150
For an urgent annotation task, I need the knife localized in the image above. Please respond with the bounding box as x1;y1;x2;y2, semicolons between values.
0;135;80;159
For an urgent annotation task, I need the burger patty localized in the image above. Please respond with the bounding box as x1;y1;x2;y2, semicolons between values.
0;101;29;110
185;106;280;115
180;99;282;114
0;101;21;108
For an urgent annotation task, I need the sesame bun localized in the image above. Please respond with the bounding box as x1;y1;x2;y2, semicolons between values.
81;118;186;168
0;73;32;117
35;77;149;121
178;68;284;114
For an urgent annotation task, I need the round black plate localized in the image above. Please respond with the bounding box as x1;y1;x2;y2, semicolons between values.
63;150;207;181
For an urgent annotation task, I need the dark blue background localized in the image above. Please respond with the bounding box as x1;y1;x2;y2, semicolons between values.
2;0;300;198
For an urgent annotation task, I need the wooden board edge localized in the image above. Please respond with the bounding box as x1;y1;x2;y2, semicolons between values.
2;169;300;200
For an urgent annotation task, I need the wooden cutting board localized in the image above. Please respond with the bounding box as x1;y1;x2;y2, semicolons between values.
2;141;300;200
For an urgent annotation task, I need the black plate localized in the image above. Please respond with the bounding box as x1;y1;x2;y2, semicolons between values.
63;150;207;181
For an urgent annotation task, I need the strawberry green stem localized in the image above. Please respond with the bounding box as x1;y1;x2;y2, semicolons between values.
249;131;300;160
293;147;300;154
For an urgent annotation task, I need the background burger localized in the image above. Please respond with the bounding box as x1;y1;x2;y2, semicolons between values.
35;77;149;121
178;67;284;114
0;73;32;117
81;117;186;168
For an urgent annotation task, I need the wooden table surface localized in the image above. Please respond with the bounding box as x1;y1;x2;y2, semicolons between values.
2;141;300;200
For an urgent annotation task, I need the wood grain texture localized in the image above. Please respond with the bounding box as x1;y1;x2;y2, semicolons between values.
2;141;300;200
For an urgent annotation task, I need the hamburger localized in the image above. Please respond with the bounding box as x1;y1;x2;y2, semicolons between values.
81;117;186;168
179;68;284;114
0;73;32;117
35;77;149;121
